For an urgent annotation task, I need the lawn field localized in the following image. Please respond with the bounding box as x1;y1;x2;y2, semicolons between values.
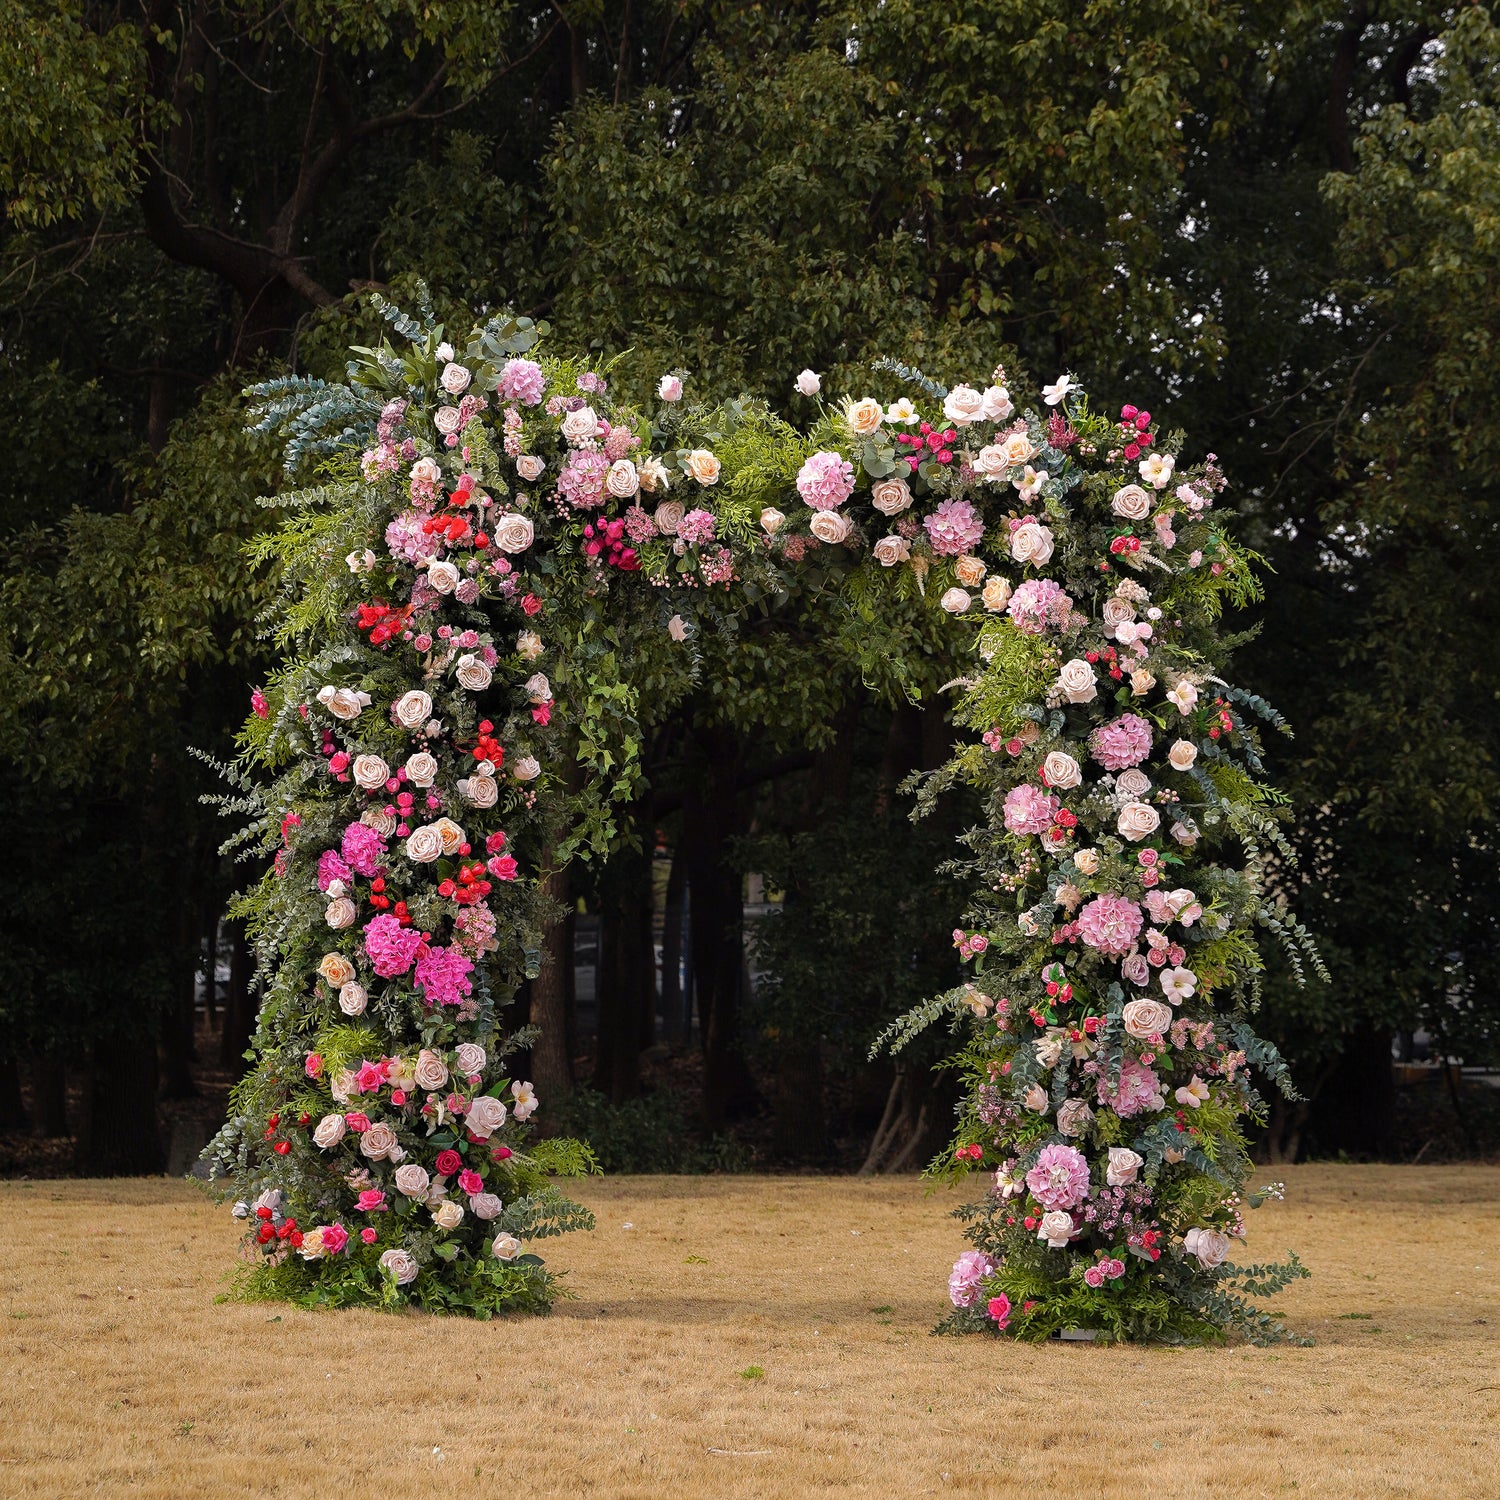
0;1165;1495;1498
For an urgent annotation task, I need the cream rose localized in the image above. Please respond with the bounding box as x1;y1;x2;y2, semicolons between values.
426;560;461;595
1000;432;1038;468
405;825;444;863
809;510;852;545
325;897;356;930
1169;739;1199;771
410;456;441;489
684;449;721;485
491;1232;523;1262
338;981;368;1017
1122;998;1173;1040
432;817;465;855
1056;1099;1094;1137
1117;768;1151;800
981;386;1013;421
606;459;639;498
973;444;1010;481
312;1114;346;1149
380;1248;420;1285
1037;1210;1076;1249
1112;484;1153;521
516;455;545;482
461;774;498;809
394;1163;430;1198
1130;669;1157;695
954;554;987;587
794;369;821;397
493;512;535;554
845;397;884;436
759;506;786;536
1057;659;1098;704
981;577;1012;612
469;1192;503;1221
413;1049;449;1092
654;500;685;535
1022;1083;1049;1113
454;654;492;692
873;536;910;567
439;361;472;395
362;806;397;838
1118;801;1161;841
1042;751;1082;790
352;754;390;791
1010;521;1054;566
298;1229;327;1260
940;587;972;615
516;630;543;661
1101;597;1137;629
870;477;913;515
432;1199;465;1232
1106;1147;1144;1187
360;1122;399;1160
321;686;369;722
466;1095;508;1137
513;755;541;782
394;690;433;730
1183;1227;1231;1269
525;672;552;703
561;405;600;444
454;1042;486;1077
942;384;985;425
318;953;356;987
404;752;438;788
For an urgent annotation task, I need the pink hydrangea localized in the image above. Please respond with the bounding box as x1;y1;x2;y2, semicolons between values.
498;358;545;406
1090;714;1153;771
557;450;609;509
947;1249;994;1308
317;849;351;892
340;822;387;878
1005;578;1070;634
1026;1144;1092;1211
385;510;430;563
413;945;474;1008
676;508;716;546
1096;1056;1165;1119
363;913;427;978
622;506;656;544
796;450;855;510
1003;784;1060;836
1076;894;1144;957
923;498;984;557
452;904;498;958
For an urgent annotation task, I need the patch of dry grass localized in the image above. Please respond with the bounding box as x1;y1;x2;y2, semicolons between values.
0;1165;1495;1498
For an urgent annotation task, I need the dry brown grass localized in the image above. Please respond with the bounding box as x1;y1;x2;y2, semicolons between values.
0;1165;1495;1499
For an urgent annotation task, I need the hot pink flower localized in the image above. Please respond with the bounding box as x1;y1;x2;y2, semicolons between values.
320;1223;349;1255
251;689;269;719
317;850;351;892
1003;784;1060;836
341;822;387;878
364;913;427;978
344;1112;370;1132
1076;895;1144;957
413;945;474;1008
356;1189;388;1213
360;1227;378;1244
987;1294;1012;1329
354;1060;386;1094
458;1169;483;1195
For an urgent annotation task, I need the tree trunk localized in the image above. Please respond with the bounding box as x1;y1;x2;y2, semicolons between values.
592;800;653;1102
0;1052;28;1132
81;1034;164;1175
31;1050;69;1137
529;860;575;1104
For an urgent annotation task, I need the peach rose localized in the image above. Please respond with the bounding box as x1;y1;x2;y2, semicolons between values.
455;654;492;691
516;455;545;482
954;554;986;587
432;817;465;854
352;754;390;791
1122;998;1173;1040
1010;521;1054;566
360;1122;399;1160
1106;1147;1143;1187
845;397;884;436
319;686;369;721
809;510;852;545
491;1232;523;1261
759;506;786;535
404;752;438;788
318;953;356;987
1101;597;1137;629
1112;484;1153;521
1042;751;1082;790
1117;801;1161;841
493;512;535;553
1072;847;1100;876
466;1095;508;1138
873;536;910;567
940;587;972;614
1169;739;1198;771
1183;1227;1230;1269
1000;432;1038;468
684;449;720;485
413;1049;449;1092
981;577;1012;612
461;774;498;808
394;690;433;730
426;560;461;595
432;1199;465;1231
654;501;685;535
439;362;472;395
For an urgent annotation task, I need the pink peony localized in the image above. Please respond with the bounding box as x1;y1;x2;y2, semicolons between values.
948;1249;993;1308
1025;1144;1091;1211
923;498;985;556
1090;714;1153;771
340;822;387;878
363;913;427;978
498;358;545;406
1003;784;1060;836
1076;895;1144;957
1096;1056;1165;1119
796;450;855;510
413;945;474;1008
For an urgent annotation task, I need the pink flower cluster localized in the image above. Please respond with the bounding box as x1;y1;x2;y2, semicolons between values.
795;450;854;510
1096;1057;1164;1118
413;945;474;1008
948;1249;993;1308
498;358;545;406
1026;1144;1091;1210
923;498;984;557
676;508;717;546
1090;714;1153;770
318;849;351;891
557;450;609;509
363;913;427;978
452;904;498;958
385;510;429;563
341;822;386;878
1005;578;1069;634
1003;783;1060;836
1076;894;1144;956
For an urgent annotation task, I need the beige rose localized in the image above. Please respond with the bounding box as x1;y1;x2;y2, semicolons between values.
942;384;985;426
1183;1227;1231;1270
525;672;552;703
338;981;368;1017
940;587;972;615
973;444;1011;481
1057;659;1098;704
873;536;910;567
405;825;444;863
352;754;390;792
513;755;541;782
426;560;461;595
460;774;498;809
409;456;441;490
1042;751;1082;790
981;577;1012;612
1130;669;1157;695
1022;1083;1049;1113
1112;484;1154;521
394;690;433;730
654;500;685;535
954;554;987;588
1107;1147;1144;1187
362;806;398;838
1171;819;1199;847
439;361;472;396
432;817;465;855
413;1049;449;1092
1122;998;1173;1040
1001;432;1038;468
1101;597;1137;629
684;449;720;485
329;1068;356;1104
321;686;368;722
493;512;535;554
469;1193;503;1221
1056;1098;1095;1137
845;397;884;436
404;752;438;788
454;654;492;692
516;455;545;482
870;477;913;515
759;506;786;536
809;510;852;545
1037;1210;1076;1249
1118;801;1161;841
432;1199;465;1232
1117;768;1151;800
379;1247;420;1285
1010;521;1054;566
298;1228;327;1261
455;1043;486;1077
560;405;600;444
1073;847;1100;876
491;1232;523;1262
1169;739;1199;771
606;459;639;498
312;1114;346;1149
324;897;356;930
318;953;356;987
360;1122;399;1160
466;1095;508;1138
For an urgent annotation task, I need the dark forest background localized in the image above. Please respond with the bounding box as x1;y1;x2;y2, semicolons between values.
1;0;1496;1175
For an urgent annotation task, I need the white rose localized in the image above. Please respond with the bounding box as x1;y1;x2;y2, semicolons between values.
873;536;910;567
493;512;535;554
654;501;685;535
433;406;462;436
524;672;552;703
973;444;1010;481
870;477;913;515
1169;740;1198;771
981;385;1013;421
439;362;472;395
413;1049;449;1092
1167;681;1200;714
466;1095;508;1138
1112;484;1153;521
454;654;493;692
1037;1210;1076;1249
1042;751;1082;790
1010;521;1054;566
1057;659;1098;704
352;754;390;791
312;1114;346;1149
1106;1147;1144;1187
394;1163;430;1198
380;1247;420;1285
1118;801;1161;841
492;1232;523;1262
794;369;821;397
394;690;433;730
513;755;540;782
940;587;972;615
658;375;683;402
1117;768;1151;799
1072;847;1100;876
516;631;543;661
1183;1227;1231;1270
409;456;441;489
318;686;368;722
360;1122;399;1160
516;455;545;482
942;384;985;426
426;560;461;595
809;510;852;545
1122;999;1173;1040
338;981;368;1017
461;774;498;809
684;449;721;485
845;397;884;435
981;577;1012;612
1130;669;1157;695
469;1192;503;1221
759;506;786;536
405;825;444;863
325;897;356;930
454;1043;486;1077
405;752;438;788
561;405;600;444
432;1199;465;1232
606;459;639;498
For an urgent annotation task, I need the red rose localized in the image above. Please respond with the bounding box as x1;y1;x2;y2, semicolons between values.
434;1150;462;1177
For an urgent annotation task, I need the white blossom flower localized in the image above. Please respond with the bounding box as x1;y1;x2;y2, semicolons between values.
1041;374;1074;407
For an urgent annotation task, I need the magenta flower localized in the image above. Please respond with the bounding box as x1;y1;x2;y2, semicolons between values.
796;450;855;510
363;913;427;978
1076;894;1144;957
1090;714;1153;771
923;498;984;556
320;1223;350;1255
356;1189;388;1213
251;689;269;719
341;822;386;878
947;1249;994;1308
1003;784;1060;836
317;849;351;892
413;944;474;1008
1026;1144;1092;1210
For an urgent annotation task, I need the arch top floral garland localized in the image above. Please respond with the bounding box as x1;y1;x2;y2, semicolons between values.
213;289;1317;1334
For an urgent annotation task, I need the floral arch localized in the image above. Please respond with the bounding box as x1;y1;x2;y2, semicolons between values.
208;289;1318;1339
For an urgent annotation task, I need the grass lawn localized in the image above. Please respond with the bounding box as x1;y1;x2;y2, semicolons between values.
0;1164;1495;1497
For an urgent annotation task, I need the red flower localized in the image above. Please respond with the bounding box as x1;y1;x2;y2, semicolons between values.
434;1149;462;1177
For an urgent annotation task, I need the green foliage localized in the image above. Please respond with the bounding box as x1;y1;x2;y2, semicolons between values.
548;1088;750;1175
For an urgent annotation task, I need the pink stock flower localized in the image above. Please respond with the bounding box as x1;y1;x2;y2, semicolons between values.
1025;1144;1091;1211
923;498;985;556
1076;895;1144;957
676;508;717;546
948;1249;993;1308
1003;784;1060;836
1090;714;1153;771
795;450;855;510
251;689;269;719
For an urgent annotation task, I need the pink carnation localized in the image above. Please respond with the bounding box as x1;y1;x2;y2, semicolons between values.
363;913;427;978
498;358;545;406
1096;1056;1165;1119
317;849;351;892
1005;578;1070;634
947;1249;993;1308
1003;783;1060;836
413;945;474;1008
557;450;610;510
1090;714;1153;771
1076;894;1144;957
340;822;386;878
796;450;855;510
923;498;984;556
1026;1144;1092;1210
